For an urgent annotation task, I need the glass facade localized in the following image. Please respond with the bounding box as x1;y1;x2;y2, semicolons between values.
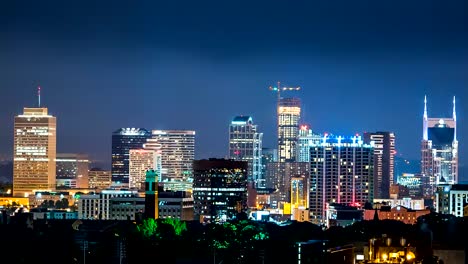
296;125;322;162
228;116;263;187
111;128;151;184
193;159;248;221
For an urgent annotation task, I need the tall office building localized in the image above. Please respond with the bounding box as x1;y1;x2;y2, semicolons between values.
309;135;374;223
13;107;56;197
228;116;263;187
364;132;396;199
291;176;309;208
193;159;248;222
265;162;310;208
278;97;301;162
260;148;277;188
421;96;458;196
296;125;322;162
145;130;195;182
56;153;90;188
129;149;161;189
111;128;151;185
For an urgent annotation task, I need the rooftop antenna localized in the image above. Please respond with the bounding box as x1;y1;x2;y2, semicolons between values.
423;95;428;140
37;85;41;107
453;96;457;141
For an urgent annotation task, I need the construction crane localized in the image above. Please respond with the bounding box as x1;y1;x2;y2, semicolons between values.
268;81;300;102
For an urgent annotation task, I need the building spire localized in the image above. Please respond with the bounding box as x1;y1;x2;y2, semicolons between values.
37;85;41;107
453;96;456;121
453;96;457;141
423;95;428;140
424;95;427;119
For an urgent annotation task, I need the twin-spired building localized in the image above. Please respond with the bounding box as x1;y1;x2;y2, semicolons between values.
421;96;458;197
13;107;56;197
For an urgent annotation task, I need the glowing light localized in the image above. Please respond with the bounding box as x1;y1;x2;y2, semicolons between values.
406;252;415;260
382;253;388;261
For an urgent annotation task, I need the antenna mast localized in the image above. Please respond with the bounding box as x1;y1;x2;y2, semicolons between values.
37;86;41;107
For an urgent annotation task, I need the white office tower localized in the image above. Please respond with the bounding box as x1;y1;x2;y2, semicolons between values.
229;116;263;187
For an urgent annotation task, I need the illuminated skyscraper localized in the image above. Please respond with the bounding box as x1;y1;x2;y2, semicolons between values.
364;132;396;199
309;135;374;223
111;128;151;185
56;153;90;188
265;162;309;208
193;159;248;221
296;125;322;162
228;116;263;187
13;107;56;196
421;96;458;197
278;97;301;162
129;149;162;189
291;176;309;208
145;130;195;182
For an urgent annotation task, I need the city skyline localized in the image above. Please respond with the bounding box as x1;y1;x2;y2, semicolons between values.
1;0;467;181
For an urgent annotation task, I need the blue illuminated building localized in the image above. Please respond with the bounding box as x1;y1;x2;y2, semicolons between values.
111;128;151;185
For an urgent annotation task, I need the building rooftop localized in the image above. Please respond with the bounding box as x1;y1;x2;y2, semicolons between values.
231;116;253;125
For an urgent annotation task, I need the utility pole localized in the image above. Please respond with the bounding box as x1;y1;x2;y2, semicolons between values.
82;240;88;264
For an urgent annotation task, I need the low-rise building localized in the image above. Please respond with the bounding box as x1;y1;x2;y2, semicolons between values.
363;205;430;224
78;189;139;220
29;191;73;208
159;189;194;221
31;209;78;220
88;168;112;190
326;203;363;227
373;198;424;210
435;184;468;217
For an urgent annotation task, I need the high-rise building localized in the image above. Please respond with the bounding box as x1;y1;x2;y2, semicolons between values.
278;97;301;162
421;96;458;196
296;125;322;162
145;130;195;182
228;116;263;187
291;176;309;208
111;128;151;185
88;168;112;189
309;135;374;223
193;159;248;222
265;162;309;208
364;132;396;199
260;148;277;189
13;107;56;197
129;149;161;189
56;153;90;188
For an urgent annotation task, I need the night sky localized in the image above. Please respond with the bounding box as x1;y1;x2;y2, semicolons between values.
0;1;467;179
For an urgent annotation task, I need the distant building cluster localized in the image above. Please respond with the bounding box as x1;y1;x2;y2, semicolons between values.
8;86;463;224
